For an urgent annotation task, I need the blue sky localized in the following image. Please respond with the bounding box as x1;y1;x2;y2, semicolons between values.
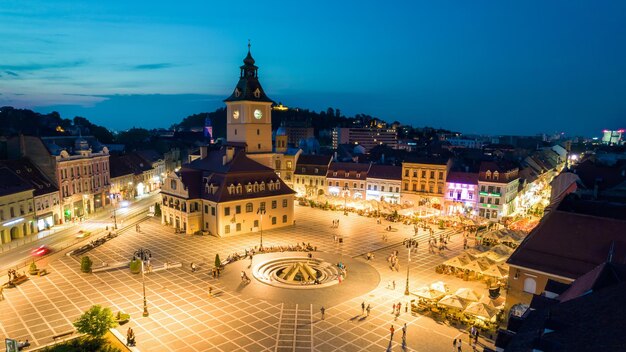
0;0;625;136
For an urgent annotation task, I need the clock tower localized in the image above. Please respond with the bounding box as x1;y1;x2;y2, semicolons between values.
225;44;274;164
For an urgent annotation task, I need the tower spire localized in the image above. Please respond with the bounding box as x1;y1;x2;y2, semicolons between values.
248;39;251;52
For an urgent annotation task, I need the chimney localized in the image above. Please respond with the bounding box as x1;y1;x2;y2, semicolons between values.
223;146;235;165
199;146;208;159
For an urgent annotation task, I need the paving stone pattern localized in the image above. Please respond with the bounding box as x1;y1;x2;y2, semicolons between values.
0;204;495;351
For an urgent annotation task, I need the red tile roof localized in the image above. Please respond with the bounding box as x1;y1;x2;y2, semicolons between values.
507;203;626;280
446;171;479;185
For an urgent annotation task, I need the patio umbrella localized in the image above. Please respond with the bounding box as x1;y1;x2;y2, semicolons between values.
483;250;508;263
482;264;507;279
475;256;495;269
413;287;445;301
497;263;510;274
456;252;476;263
430;281;450;293
481;231;501;241
491;244;514;256
443;257;468;269
466;248;488;258
480;296;505;310
462;260;485;274
454;288;481;301
464;302;498;320
438;294;467;309
498;234;520;244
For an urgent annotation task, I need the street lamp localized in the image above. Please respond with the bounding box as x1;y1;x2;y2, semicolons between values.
404;246;411;296
133;248;151;317
342;185;349;215
257;207;266;250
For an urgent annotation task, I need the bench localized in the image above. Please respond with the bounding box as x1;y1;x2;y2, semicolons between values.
52;330;74;341
4;275;29;288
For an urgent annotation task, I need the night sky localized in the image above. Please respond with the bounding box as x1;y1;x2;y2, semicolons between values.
1;0;625;136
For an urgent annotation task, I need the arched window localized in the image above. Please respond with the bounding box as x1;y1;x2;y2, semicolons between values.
523;277;537;294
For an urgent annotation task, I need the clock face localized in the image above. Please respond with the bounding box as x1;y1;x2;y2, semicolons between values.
232;110;239;119
254;109;263;119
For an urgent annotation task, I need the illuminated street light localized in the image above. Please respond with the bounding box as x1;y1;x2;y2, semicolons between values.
133;248;151;317
257;207;266;250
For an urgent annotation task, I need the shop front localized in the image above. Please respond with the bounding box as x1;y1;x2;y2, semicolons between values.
36;212;55;231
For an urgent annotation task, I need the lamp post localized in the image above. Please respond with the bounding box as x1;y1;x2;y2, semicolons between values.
133;248;151;317
404;246;411;296
257;208;266;250
342;185;349;215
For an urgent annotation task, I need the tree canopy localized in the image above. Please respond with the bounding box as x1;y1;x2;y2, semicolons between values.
73;305;118;338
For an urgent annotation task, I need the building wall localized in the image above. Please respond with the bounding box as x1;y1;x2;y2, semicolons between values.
57;154;110;220
34;192;62;230
401;161;450;208
226;101;273;153
477;179;519;220
365;178;401;203
293;175;326;197
327;177;367;200
505;265;574;314
443;181;478;215
0;189;36;244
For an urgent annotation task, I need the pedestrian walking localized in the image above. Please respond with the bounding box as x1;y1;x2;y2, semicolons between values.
402;323;407;348
208;286;213;298
392;303;396;314
361;301;365;315
392;280;396;290
389;325;395;340
320;306;325;320
397;302;402;314
366;304;371;316
457;339;463;352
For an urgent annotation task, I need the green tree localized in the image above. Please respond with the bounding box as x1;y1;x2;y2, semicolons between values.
129;259;141;274
214;254;221;268
81;256;93;273
73;305;118;338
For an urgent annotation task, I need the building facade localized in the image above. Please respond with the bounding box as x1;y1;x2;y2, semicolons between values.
0;168;36;244
477;161;519;220
0;159;61;232
293;155;332;197
160;146;295;236
365;165;402;204
401;157;451;210
443;172;478;215
9;135;110;222
326;162;371;201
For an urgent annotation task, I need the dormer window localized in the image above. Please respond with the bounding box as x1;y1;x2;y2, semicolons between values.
228;184;235;195
236;183;243;194
246;183;253;193
333;172;337;177
253;181;259;192
485;171;491;180
345;172;349;177
493;171;499;181
314;168;319;174
302;167;306;173
235;88;241;97
356;173;361;178
260;182;265;191
254;88;261;98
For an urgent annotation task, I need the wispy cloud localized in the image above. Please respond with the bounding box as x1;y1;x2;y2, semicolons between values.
0;60;87;72
132;63;175;70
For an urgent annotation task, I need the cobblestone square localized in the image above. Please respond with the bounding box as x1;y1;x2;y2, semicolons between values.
1;204;496;351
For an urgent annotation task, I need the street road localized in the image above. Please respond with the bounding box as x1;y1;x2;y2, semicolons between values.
0;192;160;272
